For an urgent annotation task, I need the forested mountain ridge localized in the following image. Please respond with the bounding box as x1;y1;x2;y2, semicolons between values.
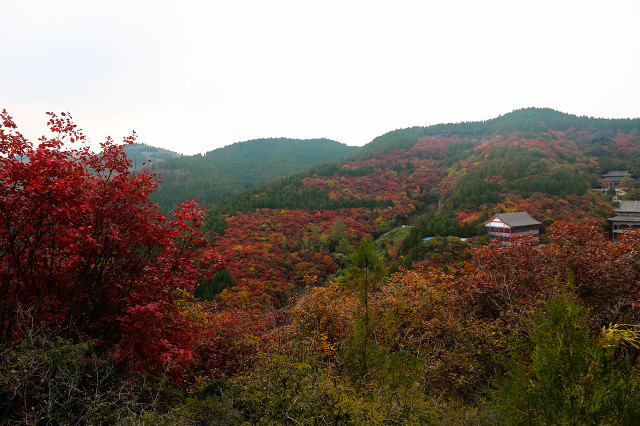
353;107;640;160
202;108;640;307
147;137;357;213
123;142;182;167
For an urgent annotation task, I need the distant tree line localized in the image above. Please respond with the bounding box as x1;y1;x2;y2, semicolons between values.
352;107;640;162
148;138;356;213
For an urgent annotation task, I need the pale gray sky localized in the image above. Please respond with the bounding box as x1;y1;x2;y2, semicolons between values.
2;0;639;155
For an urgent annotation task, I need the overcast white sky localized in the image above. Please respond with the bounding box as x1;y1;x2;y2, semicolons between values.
2;0;639;155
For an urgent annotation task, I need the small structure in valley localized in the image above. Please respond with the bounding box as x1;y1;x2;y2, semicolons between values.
484;212;542;242
608;200;640;241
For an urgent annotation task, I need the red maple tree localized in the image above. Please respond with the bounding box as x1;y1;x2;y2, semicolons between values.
0;110;223;375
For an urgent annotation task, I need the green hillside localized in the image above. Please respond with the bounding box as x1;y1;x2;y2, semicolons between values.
123;143;182;167
207;108;640;219
201;107;640;307
354;107;640;159
148;137;358;213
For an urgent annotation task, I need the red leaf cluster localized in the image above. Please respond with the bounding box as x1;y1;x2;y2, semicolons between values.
458;222;640;327
0;110;223;376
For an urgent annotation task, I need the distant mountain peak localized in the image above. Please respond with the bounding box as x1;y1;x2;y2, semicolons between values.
124;143;182;168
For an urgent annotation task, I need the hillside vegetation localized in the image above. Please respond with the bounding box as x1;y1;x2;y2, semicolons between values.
6;108;640;424
123;142;182;167
202;108;640;307
147;137;357;213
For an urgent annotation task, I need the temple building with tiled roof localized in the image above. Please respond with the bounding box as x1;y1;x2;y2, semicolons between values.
602;170;634;188
484;212;542;242
609;200;640;240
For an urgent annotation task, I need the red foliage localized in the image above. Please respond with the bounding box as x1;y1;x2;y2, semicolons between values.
492;193;612;226
407;136;455;160
214;208;373;308
207;129;631;311
196;303;284;377
0;110;223;376
303;150;443;206
612;132;640;155
457;222;640;327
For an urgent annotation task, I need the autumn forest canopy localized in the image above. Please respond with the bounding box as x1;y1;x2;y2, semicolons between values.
3;107;640;424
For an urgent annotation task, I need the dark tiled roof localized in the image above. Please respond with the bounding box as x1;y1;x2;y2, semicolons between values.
615;201;640;214
608;215;640;223
603;170;633;178
491;212;542;227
